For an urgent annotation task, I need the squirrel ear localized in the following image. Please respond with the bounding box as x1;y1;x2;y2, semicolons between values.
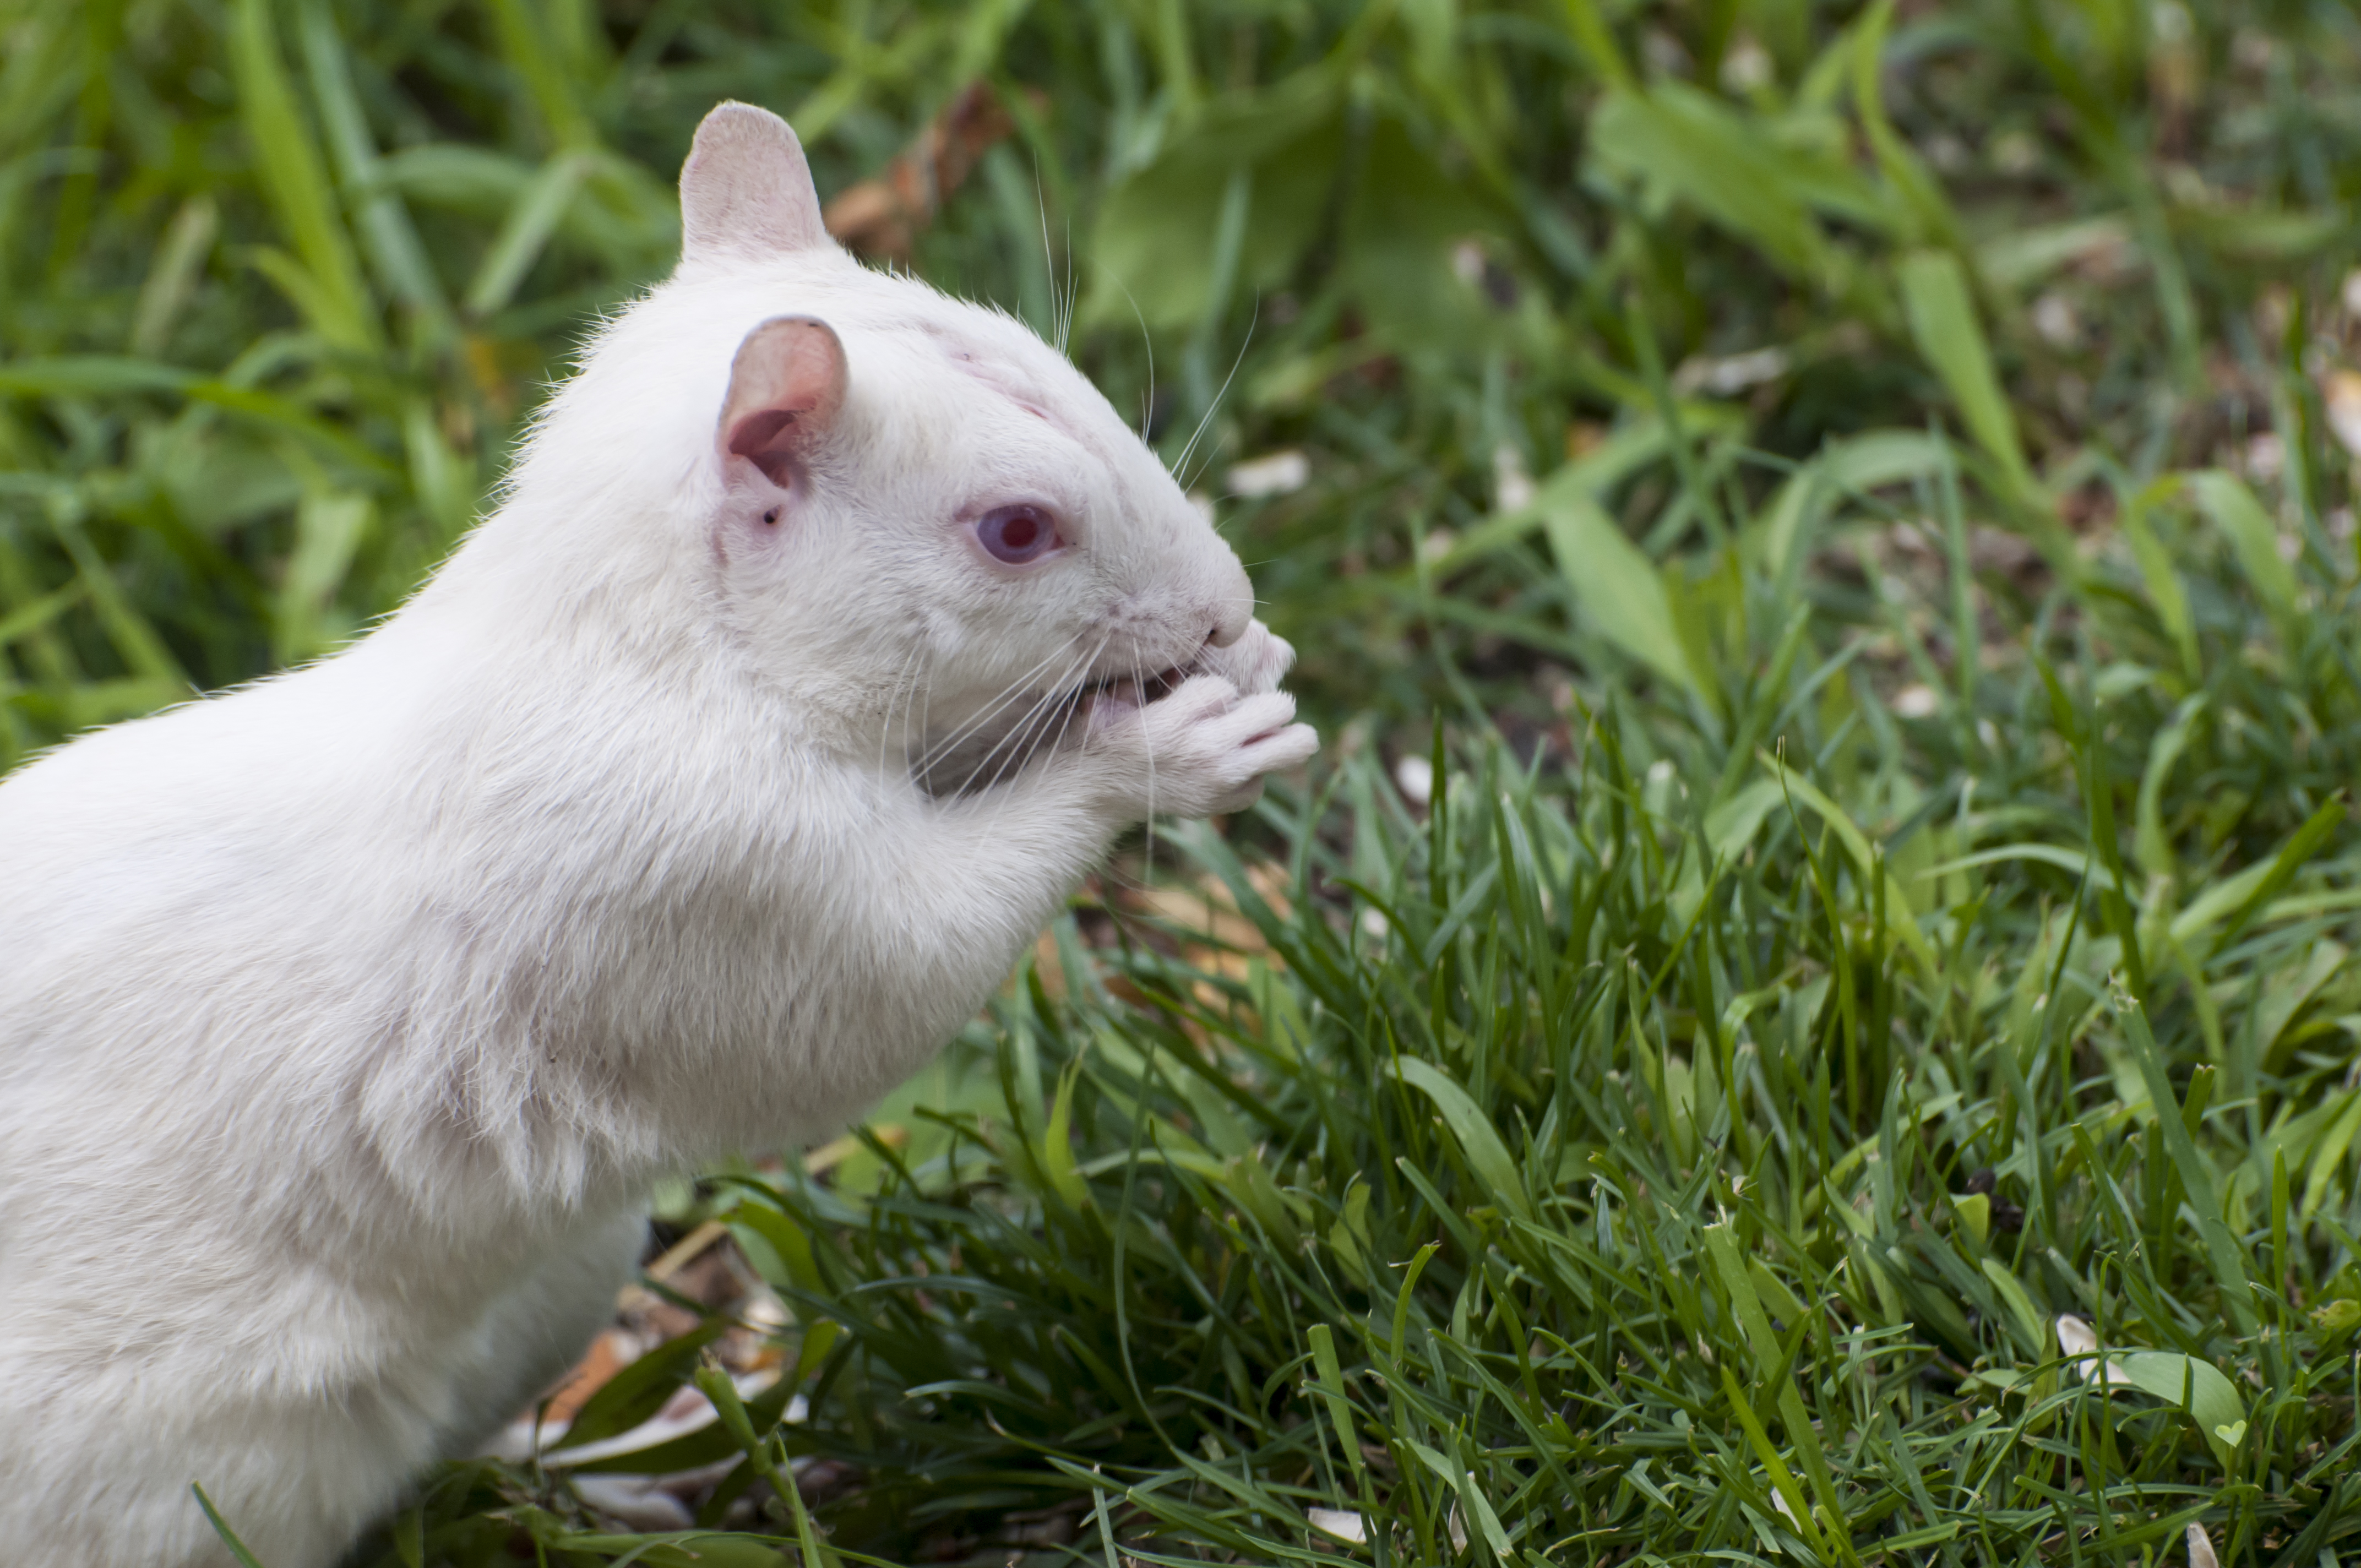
681;102;831;264
720;316;847;488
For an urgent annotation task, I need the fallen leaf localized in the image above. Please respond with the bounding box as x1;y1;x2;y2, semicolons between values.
541;1326;641;1426
823;84;1019;260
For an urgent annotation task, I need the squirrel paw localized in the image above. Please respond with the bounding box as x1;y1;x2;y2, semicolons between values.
1192;619;1296;697
1086;674;1318;820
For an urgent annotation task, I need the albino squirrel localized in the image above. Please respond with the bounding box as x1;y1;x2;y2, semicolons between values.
0;102;1316;1568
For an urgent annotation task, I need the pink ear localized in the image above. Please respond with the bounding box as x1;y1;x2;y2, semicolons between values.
681;102;831;263
719;316;847;488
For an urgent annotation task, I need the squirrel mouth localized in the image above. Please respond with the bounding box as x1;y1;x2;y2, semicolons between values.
913;658;1195;798
1076;661;1193;710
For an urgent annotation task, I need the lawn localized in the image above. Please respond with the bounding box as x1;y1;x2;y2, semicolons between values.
6;0;2361;1563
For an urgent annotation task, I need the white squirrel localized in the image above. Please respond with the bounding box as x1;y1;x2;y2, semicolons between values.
0;102;1316;1568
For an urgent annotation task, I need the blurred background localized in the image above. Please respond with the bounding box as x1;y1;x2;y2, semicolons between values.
1;0;2354;758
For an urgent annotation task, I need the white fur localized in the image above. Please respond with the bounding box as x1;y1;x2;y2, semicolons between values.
0;102;1315;1568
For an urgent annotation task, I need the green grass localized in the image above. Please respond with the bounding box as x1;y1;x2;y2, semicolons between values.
9;0;2361;1563
388;516;2361;1566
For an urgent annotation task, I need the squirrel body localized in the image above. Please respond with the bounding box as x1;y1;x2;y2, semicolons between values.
0;103;1313;1567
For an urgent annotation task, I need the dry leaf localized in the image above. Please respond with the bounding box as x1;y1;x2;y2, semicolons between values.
823;84;1018;260
540;1325;642;1425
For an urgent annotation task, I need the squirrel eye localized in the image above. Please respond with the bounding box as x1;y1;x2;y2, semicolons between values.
975;504;1060;565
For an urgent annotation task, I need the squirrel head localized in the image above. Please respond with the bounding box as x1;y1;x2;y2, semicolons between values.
490;101;1255;786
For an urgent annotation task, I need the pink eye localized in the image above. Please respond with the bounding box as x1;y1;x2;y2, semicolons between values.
976;504;1059;564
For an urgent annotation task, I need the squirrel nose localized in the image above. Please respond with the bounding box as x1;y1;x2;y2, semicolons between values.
1206;599;1252;647
1205;563;1254;647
